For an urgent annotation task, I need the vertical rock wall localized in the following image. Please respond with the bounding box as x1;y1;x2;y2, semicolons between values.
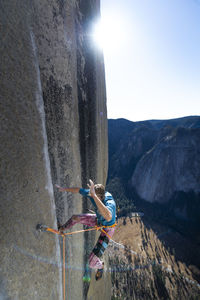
0;1;62;299
0;1;108;299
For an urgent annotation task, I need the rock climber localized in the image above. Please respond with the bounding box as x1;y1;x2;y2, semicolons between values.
56;179;116;281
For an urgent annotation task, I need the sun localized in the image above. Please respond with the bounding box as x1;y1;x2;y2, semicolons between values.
92;14;127;54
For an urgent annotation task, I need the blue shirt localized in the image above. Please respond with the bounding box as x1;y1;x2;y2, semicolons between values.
79;188;116;226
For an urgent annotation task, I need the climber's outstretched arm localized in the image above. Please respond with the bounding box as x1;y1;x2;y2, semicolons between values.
55;184;80;193
87;179;112;222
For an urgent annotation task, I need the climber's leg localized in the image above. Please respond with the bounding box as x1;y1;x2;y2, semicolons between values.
89;227;115;269
59;214;97;231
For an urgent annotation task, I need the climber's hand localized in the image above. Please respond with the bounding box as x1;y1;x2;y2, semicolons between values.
55;184;66;192
87;179;96;198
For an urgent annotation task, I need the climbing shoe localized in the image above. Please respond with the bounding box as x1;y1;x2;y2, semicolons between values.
95;263;104;281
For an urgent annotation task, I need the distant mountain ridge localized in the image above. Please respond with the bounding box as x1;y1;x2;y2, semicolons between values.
109;115;200;130
108;115;200;168
107;116;200;220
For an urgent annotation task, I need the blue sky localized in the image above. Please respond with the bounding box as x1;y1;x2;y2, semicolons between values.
99;0;200;121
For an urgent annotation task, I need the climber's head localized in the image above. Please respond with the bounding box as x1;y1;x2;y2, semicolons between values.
94;184;105;201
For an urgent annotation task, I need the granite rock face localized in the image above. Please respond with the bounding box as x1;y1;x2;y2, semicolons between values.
131;127;200;203
0;1;108;299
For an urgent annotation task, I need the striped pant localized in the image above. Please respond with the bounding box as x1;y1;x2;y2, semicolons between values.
61;213;115;269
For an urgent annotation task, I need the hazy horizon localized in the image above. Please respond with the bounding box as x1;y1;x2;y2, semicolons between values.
108;114;200;122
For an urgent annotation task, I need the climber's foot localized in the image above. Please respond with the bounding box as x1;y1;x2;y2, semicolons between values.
95;262;104;281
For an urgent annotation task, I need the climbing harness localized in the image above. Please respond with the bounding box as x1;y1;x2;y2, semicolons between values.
36;223;117;300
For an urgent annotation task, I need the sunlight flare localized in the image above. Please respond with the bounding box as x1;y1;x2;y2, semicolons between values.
92;14;128;54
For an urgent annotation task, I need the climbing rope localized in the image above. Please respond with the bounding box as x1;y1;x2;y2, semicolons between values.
37;223;117;300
